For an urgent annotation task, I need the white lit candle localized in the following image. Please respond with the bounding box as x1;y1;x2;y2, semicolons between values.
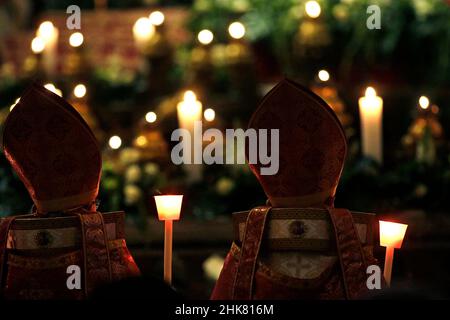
154;195;183;285
177;90;202;131
37;21;59;77
379;220;408;287
133;17;155;51
177;91;203;182
358;87;383;163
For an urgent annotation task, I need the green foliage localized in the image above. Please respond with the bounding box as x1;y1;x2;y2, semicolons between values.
190;0;450;84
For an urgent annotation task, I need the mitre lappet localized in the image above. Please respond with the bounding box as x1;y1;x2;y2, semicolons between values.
211;78;381;300
0;83;140;299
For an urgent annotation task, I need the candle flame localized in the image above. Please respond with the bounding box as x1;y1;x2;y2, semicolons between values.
365;86;376;98
154;195;183;221
419;96;430;110
135;135;147;147
145;111;157;123
198;29;214;45
183;90;197;103
228;22;246;40
44;83;62;97
109;135;122;150
133;17;155;39
9;98;20;111
31;37;46;53
69;32;84;47
204;108;216;122
149;11;165;26
379;220;408;249
73;84;86;98
37;21;55;41
318;69;330;82
305;1;321;18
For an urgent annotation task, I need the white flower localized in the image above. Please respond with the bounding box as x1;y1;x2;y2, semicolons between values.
333;4;349;21
203;255;225;281
144;162;159;176
412;0;435;19
193;0;212;11
231;0;250;12
124;184;142;205
125;165;142;183
119;148;141;165
414;184;428;198
215;177;234;195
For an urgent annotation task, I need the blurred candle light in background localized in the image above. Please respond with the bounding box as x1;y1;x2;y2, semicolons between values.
9;98;20;112
177;90;203;182
431;104;439;114
37;21;58;76
228;22;246;40
318;69;330;82
37;21;56;41
305;1;321;18
204;108;216;122
44;83;62;97
419;96;430;110
133;17;155;50
177;90;202;127
44;83;57;92
197;29;214;45
154;195;183;221
145;111;157;123
358;86;383;163
135;135;148;147
184;90;196;102
31;37;45;54
73;84;87;98
149;11;165;26
109;135;122;150
379;220;408;286
69;32;84;48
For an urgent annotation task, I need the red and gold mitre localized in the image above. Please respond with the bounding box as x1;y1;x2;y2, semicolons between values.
3;83;101;214
247;78;347;207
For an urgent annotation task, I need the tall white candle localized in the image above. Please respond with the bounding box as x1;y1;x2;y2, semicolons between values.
358;87;383;163
37;21;59;78
177;91;203;182
133;17;155;52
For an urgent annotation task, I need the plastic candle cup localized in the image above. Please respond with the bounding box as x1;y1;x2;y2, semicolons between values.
154;195;183;285
379;220;408;286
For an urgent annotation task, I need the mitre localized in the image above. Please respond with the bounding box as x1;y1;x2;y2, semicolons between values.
247;78;347;207
2;83;101;214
